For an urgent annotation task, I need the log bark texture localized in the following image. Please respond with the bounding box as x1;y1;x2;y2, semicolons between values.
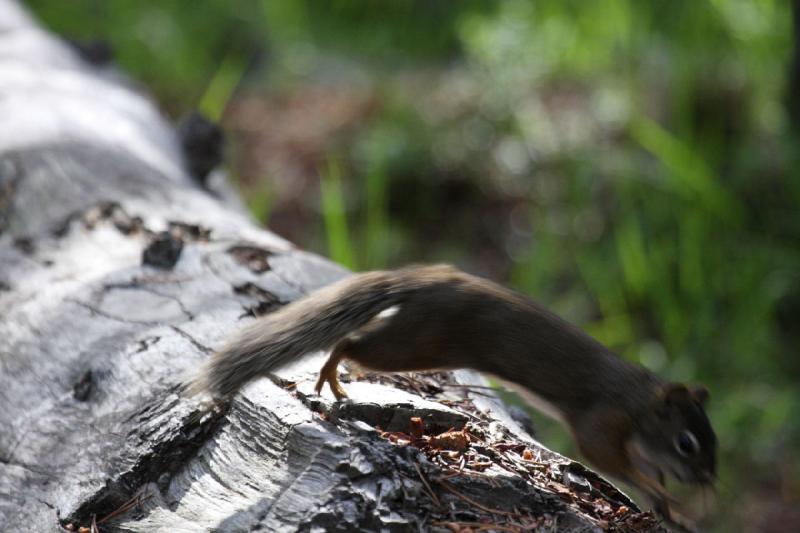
0;2;663;532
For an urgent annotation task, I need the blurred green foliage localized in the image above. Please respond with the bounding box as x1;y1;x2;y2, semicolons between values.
27;0;800;530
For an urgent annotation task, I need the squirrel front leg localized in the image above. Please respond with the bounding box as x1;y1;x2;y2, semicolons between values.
627;469;697;531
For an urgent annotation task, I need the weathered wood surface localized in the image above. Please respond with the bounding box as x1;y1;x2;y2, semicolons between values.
0;2;663;531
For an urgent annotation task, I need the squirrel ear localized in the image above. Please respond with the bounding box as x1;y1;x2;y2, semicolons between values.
692;385;710;405
662;383;691;405
656;384;688;418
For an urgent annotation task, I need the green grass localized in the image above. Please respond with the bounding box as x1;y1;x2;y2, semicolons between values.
320;158;355;270
199;50;249;122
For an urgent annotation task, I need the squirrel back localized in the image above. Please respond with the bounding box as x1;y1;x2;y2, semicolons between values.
189;264;459;398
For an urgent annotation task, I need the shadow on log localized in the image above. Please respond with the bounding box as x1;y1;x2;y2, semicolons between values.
0;2;663;531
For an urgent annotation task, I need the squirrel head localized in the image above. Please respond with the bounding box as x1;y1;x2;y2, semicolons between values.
631;383;717;486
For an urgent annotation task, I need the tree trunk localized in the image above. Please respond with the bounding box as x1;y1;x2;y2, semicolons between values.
0;2;662;531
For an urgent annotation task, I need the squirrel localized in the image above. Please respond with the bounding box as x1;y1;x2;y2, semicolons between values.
190;264;717;530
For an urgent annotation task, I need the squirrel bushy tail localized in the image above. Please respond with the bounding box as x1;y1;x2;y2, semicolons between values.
189;265;456;399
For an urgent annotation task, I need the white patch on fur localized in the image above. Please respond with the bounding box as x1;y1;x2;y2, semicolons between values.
376;305;400;320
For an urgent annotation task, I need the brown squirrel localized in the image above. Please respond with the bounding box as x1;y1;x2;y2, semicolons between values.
191;264;716;529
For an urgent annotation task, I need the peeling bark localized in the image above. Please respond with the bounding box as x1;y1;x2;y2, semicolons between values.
0;2;664;532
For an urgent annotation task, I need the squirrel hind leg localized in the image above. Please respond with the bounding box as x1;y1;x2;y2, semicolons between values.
315;340;351;401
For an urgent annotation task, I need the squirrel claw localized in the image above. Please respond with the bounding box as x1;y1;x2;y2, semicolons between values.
314;370;349;401
652;495;697;533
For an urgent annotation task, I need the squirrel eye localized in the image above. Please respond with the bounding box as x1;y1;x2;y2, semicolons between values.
674;430;699;457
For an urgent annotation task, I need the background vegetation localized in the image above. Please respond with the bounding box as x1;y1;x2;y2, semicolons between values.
26;1;800;530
